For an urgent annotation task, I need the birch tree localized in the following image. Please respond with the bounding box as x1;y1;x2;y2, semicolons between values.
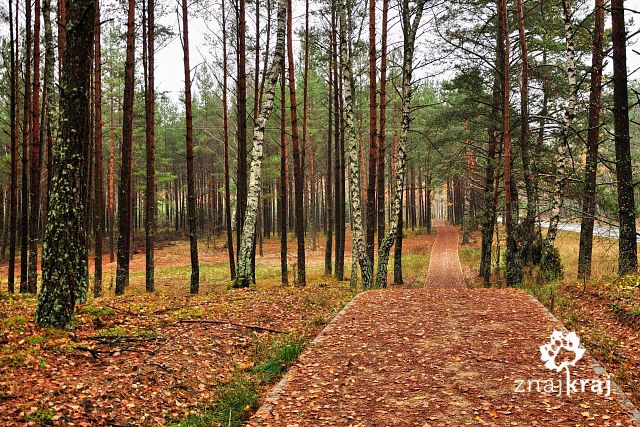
338;0;375;288
375;0;425;289
545;0;577;249
235;0;288;287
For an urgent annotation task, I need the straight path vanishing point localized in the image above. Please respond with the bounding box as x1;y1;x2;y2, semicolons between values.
250;222;639;426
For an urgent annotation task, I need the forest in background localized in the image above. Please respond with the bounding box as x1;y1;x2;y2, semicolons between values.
0;0;638;326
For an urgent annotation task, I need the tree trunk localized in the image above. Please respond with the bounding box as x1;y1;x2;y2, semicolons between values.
325;49;333;275
577;0;604;280
377;0;388;248
375;0;425;289
480;0;503;286
36;0;95;328
332;0;344;280
222;0;236;279
612;0;637;275
287;0;306;286
144;0;156;293
8;0;18;293
546;0;577;249
502;0;521;286
182;0;200;294
338;0;373;288
236;0;248;262
280;62;288;286
517;0;534;265
234;0;287;287
115;0;136;296
93;0;104;297
365;0;377;263
21;0;32;293
27;0;42;294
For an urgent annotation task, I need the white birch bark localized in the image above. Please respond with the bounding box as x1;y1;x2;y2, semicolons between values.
338;0;372;288
375;0;425;289
546;0;577;248
235;0;287;286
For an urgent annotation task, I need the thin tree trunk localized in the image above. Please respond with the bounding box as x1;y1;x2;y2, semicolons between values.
375;0;425;288
287;0;306;286
236;0;248;262
517;0;534;265
27;0;42;294
8;0;18;293
332;0;344;280
108;102;115;263
21;0;33;293
612;0;637;275
365;0;377;263
36;0;95;327
234;0;287;287
181;0;200;294
377;0;388;248
222;0;236;279
546;0;577;248
577;0;604;280
325;50;333;275
115;0;136;296
144;0;156;293
280;62;288;286
93;0;104;297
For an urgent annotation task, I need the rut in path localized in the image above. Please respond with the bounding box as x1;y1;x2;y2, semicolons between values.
425;219;464;288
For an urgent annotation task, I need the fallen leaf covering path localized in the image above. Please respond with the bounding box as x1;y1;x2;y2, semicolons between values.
251;288;638;426
251;221;638;426
425;219;464;288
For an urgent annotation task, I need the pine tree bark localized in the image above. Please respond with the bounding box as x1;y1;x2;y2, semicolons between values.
222;0;236;279
93;0;104;297
8;0;18;293
338;0;374;288
181;0;200;294
36;0;95;328
280;62;288;286
480;0;503;286
27;0;42;294
234;0;287;287
236;0;248;261
332;0;344;280
287;0;306;286
115;0;136;296
365;0;377;263
21;0;33;294
325;51;334;275
375;0;425;289
577;0;604;280
377;0;388;248
612;0;637;275
144;0;156;293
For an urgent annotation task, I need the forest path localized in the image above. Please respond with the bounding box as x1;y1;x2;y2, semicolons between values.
250;223;640;426
425;219;464;288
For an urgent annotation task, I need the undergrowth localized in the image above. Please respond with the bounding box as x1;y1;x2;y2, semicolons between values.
171;335;306;427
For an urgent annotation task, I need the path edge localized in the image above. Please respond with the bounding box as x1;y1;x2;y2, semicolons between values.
527;293;640;425
249;291;367;423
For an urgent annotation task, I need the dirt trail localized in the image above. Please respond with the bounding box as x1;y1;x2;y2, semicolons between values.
425;219;464;288
251;288;638;426
250;221;639;426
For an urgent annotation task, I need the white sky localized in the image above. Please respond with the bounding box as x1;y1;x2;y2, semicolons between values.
154;3;640;102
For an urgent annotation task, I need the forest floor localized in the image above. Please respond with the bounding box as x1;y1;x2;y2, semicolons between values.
251;221;639;426
459;227;640;419
0;230;435;426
